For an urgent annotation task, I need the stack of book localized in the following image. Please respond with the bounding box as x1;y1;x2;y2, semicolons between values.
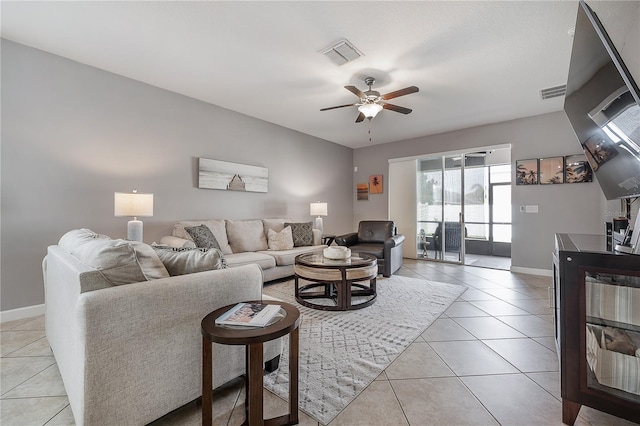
215;302;282;327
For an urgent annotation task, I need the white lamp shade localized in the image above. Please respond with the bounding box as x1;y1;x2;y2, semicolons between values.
358;103;383;118
114;192;154;217
310;202;328;217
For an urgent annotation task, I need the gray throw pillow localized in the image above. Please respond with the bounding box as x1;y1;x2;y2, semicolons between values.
185;224;221;250
153;246;227;276
284;222;313;247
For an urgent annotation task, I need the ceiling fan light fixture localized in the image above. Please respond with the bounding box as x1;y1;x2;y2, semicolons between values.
358;103;383;118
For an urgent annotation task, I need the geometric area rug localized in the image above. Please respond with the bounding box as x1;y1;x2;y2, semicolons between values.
263;275;466;425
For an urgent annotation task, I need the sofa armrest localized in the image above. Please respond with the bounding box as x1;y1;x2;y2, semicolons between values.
79;264;264;337
160;235;196;248
75;264;267;424
335;232;359;247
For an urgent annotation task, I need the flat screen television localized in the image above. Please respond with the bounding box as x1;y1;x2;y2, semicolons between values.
564;0;640;200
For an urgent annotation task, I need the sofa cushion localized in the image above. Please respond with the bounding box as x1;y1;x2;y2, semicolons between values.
128;242;171;280
224;252;276;270
285;222;313;247
153;246;227;276
159;235;197;249
172;220;232;255
258;245;325;266
262;218;293;236
184;224;222;250
58;228;110;250
226;220;268;253
267;226;294;251
60;233;170;285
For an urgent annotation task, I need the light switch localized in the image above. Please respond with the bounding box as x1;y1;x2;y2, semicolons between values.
525;205;539;213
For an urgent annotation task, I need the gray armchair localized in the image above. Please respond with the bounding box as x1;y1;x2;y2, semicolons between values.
335;220;405;277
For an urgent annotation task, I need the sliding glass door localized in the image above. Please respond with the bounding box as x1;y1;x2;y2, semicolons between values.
417;154;465;264
415;150;511;266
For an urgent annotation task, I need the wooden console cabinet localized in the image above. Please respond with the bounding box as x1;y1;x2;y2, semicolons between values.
553;234;640;424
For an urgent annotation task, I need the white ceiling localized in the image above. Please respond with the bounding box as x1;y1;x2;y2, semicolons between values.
1;1;580;149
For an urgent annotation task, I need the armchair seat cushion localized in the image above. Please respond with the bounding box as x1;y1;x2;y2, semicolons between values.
347;244;384;259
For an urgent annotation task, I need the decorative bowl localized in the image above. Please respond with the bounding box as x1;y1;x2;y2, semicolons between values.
323;247;351;260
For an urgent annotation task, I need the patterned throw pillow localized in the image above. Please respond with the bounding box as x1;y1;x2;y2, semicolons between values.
153;246;227;276
185;225;221;250
284;222;313;247
267;226;294;251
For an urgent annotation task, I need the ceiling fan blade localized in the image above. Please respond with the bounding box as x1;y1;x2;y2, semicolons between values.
381;86;419;100
345;85;365;99
355;112;366;123
320;103;357;111
382;103;413;114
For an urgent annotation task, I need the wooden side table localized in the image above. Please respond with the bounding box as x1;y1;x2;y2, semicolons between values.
201;300;300;426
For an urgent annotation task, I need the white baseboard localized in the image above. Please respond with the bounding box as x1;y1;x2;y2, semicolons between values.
0;304;45;323
510;266;552;277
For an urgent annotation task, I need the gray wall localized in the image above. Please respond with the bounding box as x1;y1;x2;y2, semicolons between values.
352;1;639;272
353;112;606;271
1;40;353;312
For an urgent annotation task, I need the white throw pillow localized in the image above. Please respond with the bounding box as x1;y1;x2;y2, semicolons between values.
262;218;292;237
267;226;294;251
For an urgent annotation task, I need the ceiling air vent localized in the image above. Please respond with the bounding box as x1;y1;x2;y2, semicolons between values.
320;39;363;66
540;84;567;100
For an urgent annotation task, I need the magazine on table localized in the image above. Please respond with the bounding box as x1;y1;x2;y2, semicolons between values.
215;302;282;328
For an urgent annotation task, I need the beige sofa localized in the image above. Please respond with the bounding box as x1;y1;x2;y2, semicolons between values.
161;218;327;282
43;229;282;425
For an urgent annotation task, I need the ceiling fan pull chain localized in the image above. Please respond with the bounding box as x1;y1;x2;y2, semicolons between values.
368;119;373;143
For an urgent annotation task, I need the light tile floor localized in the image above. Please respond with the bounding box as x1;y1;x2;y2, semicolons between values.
1;259;637;425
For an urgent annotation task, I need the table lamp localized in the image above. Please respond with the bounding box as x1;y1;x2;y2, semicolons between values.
310;202;328;234
114;190;154;242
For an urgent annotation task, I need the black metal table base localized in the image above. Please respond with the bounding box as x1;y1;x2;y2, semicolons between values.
294;277;376;311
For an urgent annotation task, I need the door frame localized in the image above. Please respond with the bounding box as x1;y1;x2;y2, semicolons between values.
389;144;511;263
489;181;512;257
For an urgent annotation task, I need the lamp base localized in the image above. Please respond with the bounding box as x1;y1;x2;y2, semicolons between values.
314;217;324;235
127;219;144;242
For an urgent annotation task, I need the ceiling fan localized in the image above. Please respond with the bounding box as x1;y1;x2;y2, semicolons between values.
321;77;419;123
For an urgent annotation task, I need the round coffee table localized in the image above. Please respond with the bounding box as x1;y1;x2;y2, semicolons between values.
201;300;300;426
294;252;378;311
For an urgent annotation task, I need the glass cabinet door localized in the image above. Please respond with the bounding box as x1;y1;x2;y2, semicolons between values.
584;271;640;404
